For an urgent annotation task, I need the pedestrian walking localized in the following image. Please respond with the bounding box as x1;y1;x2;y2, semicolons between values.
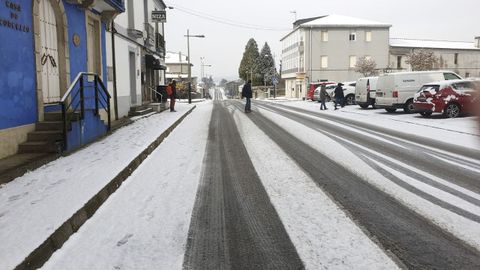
242;80;252;113
320;84;329;110
334;83;345;110
167;80;177;112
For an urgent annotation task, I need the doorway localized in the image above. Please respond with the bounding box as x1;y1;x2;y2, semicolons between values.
129;52;137;105
39;0;60;103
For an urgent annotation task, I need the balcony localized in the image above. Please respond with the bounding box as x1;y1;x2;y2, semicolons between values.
66;0;125;22
156;33;166;56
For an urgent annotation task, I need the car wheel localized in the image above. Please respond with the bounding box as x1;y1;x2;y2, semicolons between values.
345;94;355;105
385;108;396;113
359;103;369;109
403;100;415;113
420;111;432;117
443;103;460;118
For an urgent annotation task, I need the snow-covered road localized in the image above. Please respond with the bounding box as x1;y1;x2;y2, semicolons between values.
2;92;480;270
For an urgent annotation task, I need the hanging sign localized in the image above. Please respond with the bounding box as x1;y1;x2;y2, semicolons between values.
151;11;166;23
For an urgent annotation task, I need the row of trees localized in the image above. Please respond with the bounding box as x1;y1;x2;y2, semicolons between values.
355;49;440;76
238;38;278;86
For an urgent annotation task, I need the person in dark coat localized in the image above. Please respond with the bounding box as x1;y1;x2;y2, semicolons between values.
334;83;345;110
170;80;177;112
242;80;253;113
319;84;329;110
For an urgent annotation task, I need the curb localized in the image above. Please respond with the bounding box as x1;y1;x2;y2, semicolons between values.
14;106;197;270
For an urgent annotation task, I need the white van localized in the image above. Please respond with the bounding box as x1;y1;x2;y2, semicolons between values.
375;71;462;113
355;77;378;109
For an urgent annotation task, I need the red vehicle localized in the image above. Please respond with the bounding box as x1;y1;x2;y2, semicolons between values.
413;79;480;118
308;81;336;100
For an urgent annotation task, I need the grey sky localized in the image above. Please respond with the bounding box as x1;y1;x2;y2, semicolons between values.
164;0;479;81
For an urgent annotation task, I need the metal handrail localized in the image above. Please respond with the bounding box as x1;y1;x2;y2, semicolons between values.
60;72;111;151
150;86;163;103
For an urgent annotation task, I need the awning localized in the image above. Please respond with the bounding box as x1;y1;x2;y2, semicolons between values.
145;54;163;70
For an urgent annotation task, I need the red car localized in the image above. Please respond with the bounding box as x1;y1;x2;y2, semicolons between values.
307;81;336;100
413;79;480;118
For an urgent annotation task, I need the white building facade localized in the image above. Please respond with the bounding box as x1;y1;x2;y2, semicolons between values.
389;38;480;78
106;0;167;118
280;15;391;99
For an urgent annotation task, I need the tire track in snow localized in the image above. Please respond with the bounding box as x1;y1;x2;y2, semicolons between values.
183;100;303;270
242;100;480;269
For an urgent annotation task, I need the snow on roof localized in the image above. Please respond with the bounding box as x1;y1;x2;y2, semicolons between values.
301;14;391;28
390;38;479;50
165;52;188;64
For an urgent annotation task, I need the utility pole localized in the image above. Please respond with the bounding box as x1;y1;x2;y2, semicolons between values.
185;29;205;104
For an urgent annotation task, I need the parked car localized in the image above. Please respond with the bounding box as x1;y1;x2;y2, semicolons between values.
355;76;378;108
308;81;334;100
307;82;322;100
329;81;357;105
375;71;462;113
413;79;480;118
312;82;336;101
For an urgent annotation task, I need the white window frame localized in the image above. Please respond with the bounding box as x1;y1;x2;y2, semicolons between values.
365;31;372;42
321;30;328;42
349;56;357;68
321;56;328;68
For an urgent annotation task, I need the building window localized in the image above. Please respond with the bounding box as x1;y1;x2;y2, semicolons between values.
465;72;470;78
349;32;356;41
107;66;114;81
349;56;357;68
365;31;372;42
321;31;328;42
397;56;402;69
127;0;135;28
454;53;459;65
321;56;328;68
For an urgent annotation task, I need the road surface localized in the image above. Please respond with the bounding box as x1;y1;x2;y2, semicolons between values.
40;90;480;270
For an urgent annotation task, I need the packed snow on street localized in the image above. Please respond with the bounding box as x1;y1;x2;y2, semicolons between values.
1;90;479;270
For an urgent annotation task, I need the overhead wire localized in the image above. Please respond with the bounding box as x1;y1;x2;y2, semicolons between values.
166;3;290;31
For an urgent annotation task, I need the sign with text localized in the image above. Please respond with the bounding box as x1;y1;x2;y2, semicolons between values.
151;11;166;23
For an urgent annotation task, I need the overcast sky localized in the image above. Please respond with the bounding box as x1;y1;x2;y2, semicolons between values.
164;0;479;81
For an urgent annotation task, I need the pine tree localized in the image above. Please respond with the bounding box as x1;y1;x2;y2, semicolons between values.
258;42;277;86
238;38;261;85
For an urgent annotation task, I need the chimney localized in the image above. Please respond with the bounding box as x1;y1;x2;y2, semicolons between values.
475;36;480;48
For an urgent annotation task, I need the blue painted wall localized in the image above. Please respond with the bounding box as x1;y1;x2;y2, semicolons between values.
0;0;36;129
64;3;87;82
0;0;114;152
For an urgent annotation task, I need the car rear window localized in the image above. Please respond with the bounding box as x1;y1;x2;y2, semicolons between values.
418;85;439;93
444;73;461;80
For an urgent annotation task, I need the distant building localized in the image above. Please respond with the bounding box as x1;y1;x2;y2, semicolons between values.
225;80;243;98
280;14;480;99
165;52;197;91
280;15;391;99
389;38;480;78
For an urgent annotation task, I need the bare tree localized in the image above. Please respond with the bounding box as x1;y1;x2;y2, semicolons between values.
355;57;378;77
405;49;439;71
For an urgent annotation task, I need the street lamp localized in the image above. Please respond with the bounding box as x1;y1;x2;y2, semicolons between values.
185;29;205;104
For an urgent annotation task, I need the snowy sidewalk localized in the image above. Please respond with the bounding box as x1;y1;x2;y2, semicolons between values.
0;103;197;270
